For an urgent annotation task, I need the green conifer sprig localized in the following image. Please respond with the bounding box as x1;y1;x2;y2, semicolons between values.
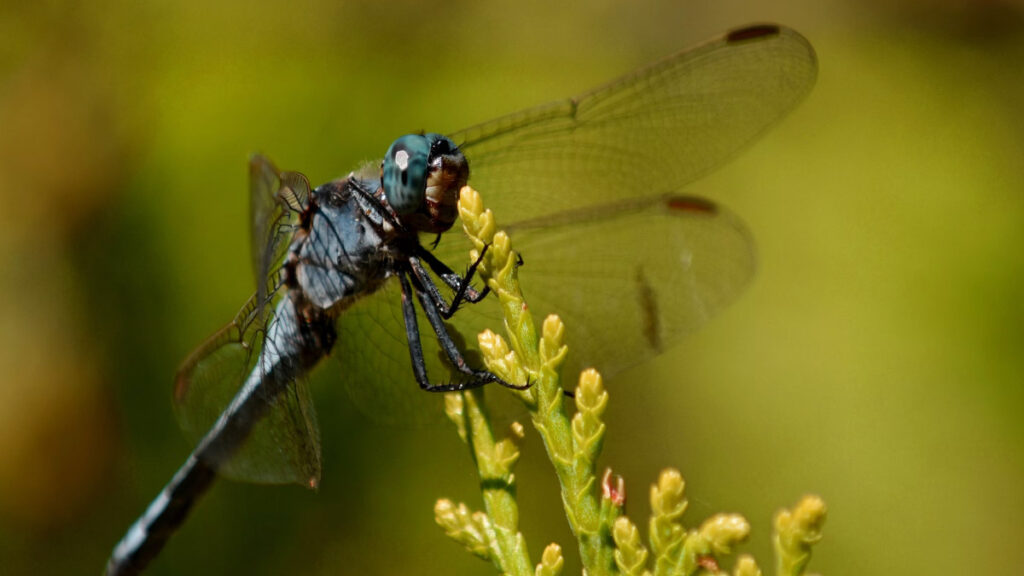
435;187;828;576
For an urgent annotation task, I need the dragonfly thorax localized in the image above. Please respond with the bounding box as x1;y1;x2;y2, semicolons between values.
291;177;400;312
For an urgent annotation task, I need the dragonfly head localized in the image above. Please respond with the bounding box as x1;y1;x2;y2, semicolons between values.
381;133;468;234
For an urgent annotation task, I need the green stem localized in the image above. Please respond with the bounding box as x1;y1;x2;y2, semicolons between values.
460;187;611;575
448;187;828;576
458;388;532;575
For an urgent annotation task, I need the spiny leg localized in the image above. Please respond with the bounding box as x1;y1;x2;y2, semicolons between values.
414;244;491;311
398;272;494;392
407;257;460;318
407;270;530;391
407;255;488;320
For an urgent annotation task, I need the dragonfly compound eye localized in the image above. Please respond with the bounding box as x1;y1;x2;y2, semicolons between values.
382;134;430;215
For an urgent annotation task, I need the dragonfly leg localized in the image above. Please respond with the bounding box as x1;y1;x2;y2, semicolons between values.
397;271;436;389
406;271;531;391
408;251;489;321
406;258;458;317
417;243;490;299
413;244;491;313
398;272;483;391
399;272;528;392
349;176;404;230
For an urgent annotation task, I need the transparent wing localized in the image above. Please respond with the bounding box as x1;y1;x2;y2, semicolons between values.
437;24;811;376
337;196;752;422
249;154;281;289
172;158;321;485
334;280;449;425
450;24;817;224
173;294;322;485
250;154;309;309
493;196;752;378
336;25;812;420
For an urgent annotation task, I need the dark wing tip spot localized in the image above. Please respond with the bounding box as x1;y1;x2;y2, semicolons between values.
727;24;781;43
666;196;719;215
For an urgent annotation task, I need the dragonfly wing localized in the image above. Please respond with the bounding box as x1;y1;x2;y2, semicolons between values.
519;195;752;378
249;154;280;289
174;293;322;485
333;280;470;425
218;360;321;487
428;195;753;382
450;24;816;225
286;25;813;423
249;155;310;309
334;194;751;417
180;154;320;485
420;24;811;382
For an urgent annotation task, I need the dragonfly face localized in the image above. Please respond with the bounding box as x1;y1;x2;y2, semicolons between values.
107;23;817;576
382;132;469;233
291;133;467;311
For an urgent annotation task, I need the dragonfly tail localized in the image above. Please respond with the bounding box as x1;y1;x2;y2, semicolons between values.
105;453;217;576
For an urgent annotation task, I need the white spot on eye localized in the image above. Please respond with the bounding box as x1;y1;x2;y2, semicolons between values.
395;150;409;171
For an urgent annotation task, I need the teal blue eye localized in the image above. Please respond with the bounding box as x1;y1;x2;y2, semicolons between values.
382;134;430;214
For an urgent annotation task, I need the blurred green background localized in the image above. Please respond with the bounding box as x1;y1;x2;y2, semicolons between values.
2;0;1022;574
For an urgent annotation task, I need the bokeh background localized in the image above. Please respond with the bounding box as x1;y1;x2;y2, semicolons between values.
2;0;1022;574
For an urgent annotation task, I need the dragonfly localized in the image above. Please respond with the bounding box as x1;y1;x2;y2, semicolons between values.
105;23;817;576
